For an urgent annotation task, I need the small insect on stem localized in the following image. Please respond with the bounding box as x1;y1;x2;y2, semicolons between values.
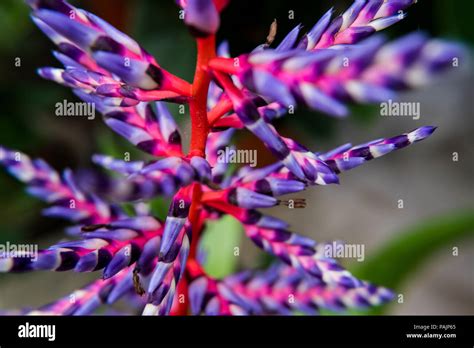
81;223;112;232
265;19;278;47
133;267;146;296
205;181;221;191
277;198;307;208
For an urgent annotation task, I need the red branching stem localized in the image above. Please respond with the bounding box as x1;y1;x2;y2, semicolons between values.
172;35;216;315
189;36;216;157
213;114;244;129
188;34;216;258
212;70;244;101
161;70;193;97
188;183;204;260
133;90;185;102
188;34;216;251
208;96;234;125
209;57;239;75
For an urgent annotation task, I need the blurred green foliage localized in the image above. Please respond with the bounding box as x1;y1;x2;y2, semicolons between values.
351;210;474;314
199;215;243;278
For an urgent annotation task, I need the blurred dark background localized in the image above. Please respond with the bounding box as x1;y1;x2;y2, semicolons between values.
0;0;472;314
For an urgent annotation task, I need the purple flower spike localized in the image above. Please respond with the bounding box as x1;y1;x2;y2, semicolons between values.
212;20;462;120
26;269;133;315
220;263;394;315
0;147;123;227
320;127;437;174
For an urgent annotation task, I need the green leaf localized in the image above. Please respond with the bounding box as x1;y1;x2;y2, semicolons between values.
200;215;243;279
148;197;169;221
349;210;474;314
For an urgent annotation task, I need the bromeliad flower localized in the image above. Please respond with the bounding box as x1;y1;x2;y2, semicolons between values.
0;0;464;315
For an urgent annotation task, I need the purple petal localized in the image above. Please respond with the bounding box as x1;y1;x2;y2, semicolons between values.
184;0;220;37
